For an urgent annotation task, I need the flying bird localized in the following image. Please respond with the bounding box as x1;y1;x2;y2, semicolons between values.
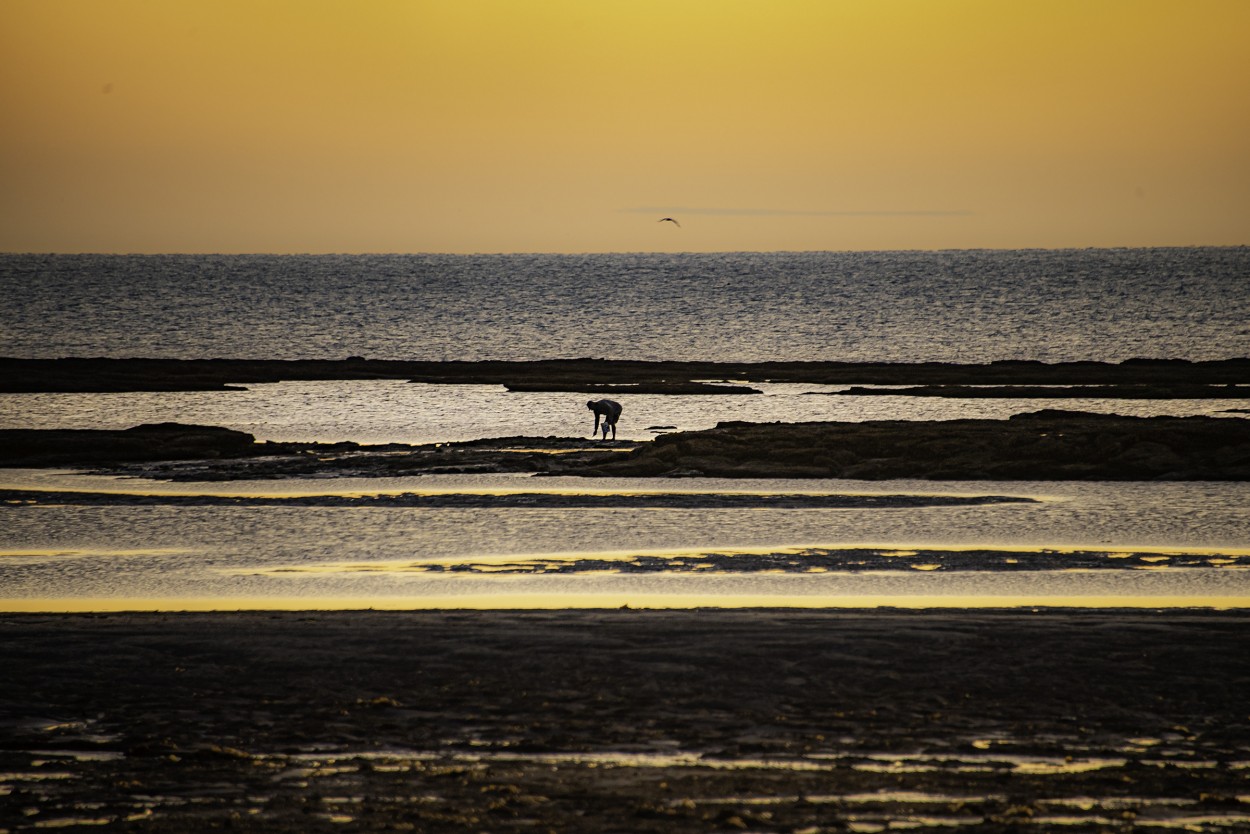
658;217;681;227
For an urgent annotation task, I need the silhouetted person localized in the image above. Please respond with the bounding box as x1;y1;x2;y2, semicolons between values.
587;399;622;440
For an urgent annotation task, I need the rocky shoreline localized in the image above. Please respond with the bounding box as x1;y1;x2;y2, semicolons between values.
3;610;1249;833
581;410;1250;481
4;356;1250;392
4;357;1248;480
2;410;1248;480
0;426;639;478
831;383;1250;399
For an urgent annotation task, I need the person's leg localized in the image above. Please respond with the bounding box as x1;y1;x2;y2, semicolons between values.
609;402;622;441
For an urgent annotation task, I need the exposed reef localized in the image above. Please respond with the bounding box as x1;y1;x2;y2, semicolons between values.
0;423;259;466
578;410;1250;480
503;381;761;395
4;356;1250;392
0;426;638;478
831;383;1250;399
2;411;1248;481
6;610;1250;832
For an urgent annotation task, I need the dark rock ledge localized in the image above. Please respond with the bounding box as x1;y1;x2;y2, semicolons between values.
1;410;1248;481
0;427;637;479
829;383;1250;399
3;356;1250;392
504;381;761;395
0;423;259;467
578;410;1250;480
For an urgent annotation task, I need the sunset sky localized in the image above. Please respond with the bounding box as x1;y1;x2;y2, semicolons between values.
2;0;1246;254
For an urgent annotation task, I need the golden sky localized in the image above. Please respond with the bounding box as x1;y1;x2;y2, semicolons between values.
2;0;1247;253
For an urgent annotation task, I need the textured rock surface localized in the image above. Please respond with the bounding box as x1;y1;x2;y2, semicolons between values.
833;383;1250;399
503;381;761;394
579;410;1250;480
2;610;1249;833
0;423;258;466
5;412;1249;481
4;356;1249;392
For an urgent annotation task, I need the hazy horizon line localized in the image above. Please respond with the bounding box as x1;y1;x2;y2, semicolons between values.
619;206;976;218
3;243;1246;258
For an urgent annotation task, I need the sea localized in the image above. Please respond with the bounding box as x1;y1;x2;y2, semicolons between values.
2;247;1249;611
4;248;1250;362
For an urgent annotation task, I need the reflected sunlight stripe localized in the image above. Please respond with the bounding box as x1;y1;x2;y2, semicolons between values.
4;594;1248;613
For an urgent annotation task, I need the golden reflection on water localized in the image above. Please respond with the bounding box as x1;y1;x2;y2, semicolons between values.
0;548;191;562
222;545;798;575
222;542;1250;578
0;468;1046;501
830;542;1250;558
4;593;1249;613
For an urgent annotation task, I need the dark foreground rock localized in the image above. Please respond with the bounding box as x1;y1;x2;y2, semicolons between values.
579;410;1250;480
0;423;259;466
4;356;1250;392
2;610;1249;833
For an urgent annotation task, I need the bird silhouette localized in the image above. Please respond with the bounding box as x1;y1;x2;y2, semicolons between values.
658;217;681;227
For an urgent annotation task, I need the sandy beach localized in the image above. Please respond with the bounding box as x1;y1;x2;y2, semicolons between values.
3;609;1249;832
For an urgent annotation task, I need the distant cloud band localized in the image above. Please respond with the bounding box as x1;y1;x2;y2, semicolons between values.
622;206;973;218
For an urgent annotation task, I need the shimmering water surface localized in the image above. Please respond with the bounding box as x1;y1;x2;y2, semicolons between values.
2;248;1248;610
3;380;1246;444
3;469;1248;610
3;248;1248;362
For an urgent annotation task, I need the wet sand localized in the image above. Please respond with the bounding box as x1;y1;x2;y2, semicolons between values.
3;609;1249;832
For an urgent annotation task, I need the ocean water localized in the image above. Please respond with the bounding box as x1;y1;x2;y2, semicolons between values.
3;247;1249;611
3;248;1248;362
3;380;1245;443
3;471;1249;610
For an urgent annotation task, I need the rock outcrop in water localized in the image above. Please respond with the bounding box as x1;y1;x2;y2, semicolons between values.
832;383;1250;399
577;410;1250;480
0;423;259;466
0;430;639;478
4;411;1249;481
3;356;1250;392
503;381;762;395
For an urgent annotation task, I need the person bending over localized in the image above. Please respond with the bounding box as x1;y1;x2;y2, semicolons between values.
587;399;622;440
